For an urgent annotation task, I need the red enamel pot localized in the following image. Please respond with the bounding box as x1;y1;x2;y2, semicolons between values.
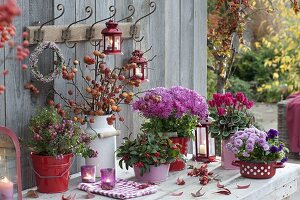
232;160;285;179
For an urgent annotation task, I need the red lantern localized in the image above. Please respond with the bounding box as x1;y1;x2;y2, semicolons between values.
0;126;22;200
193;118;216;162
101;20;122;55
128;50;148;81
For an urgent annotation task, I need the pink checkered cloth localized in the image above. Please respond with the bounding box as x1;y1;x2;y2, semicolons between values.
77;179;158;199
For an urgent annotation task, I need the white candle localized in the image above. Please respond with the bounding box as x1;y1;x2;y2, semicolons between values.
0;177;13;200
199;144;207;155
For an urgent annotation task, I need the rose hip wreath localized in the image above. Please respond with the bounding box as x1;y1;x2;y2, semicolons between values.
50;50;144;124
29;41;64;83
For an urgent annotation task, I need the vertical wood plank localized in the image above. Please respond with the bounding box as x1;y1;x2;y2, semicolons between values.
179;0;194;89
194;0;207;97
4;0;33;189
165;0;180;88
114;0;134;144
74;0;96;171
0;0;5;126
54;0;77;174
149;0;165;88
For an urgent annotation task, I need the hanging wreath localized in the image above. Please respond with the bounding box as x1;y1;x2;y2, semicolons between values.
29;41;64;83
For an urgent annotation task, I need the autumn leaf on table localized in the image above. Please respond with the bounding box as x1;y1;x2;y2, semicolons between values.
171;192;183;196
25;190;39;198
215;188;231;195
236;182;251;189
217;181;224;188
176;178;185;185
62;194;76;200
191;187;205;197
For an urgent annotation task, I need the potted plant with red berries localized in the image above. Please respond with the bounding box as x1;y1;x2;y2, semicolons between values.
22;106;96;193
228;128;288;179
50;51;145;176
116;132;181;183
208;92;255;169
132;86;208;171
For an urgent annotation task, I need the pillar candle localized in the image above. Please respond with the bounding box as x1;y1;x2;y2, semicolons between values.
0;177;13;200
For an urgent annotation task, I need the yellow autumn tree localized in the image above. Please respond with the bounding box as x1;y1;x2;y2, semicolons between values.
255;1;300;98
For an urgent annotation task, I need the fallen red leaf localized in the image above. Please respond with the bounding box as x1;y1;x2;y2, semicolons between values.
215;188;231;195
176;178;185;185
25;190;39;198
237;183;251;189
217;181;224;188
171;192;183;196
62;194;76;200
191;187;205;197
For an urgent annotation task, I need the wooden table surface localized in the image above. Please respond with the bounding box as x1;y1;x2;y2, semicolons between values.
22;160;300;200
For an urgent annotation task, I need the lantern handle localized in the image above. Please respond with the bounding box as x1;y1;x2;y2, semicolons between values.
131;1;156;42
117;5;135;22
34;4;65;43
62;6;93;48
87;6;116;47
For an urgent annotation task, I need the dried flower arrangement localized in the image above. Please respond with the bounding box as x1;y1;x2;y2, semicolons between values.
48;50;145;124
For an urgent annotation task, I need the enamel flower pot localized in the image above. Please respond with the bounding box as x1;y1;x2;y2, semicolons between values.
134;164;170;183
232;160;285;179
85;115;117;177
169;137;190;171
30;153;73;193
221;139;239;170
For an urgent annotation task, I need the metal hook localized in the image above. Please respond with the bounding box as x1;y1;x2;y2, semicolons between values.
87;5;116;46
131;1;156;42
143;46;152;55
117;5;135;22
34;4;65;43
147;55;157;62
62;6;93;48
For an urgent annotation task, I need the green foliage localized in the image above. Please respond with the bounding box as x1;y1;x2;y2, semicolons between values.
141;114;199;138
116;133;181;176
227;77;255;101
23;106;96;158
210;109;254;140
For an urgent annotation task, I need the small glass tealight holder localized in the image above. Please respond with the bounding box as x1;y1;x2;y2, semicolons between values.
100;168;116;190
81;165;96;183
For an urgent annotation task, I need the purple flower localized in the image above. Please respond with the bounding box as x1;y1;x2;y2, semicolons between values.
132;86;208;120
267;129;279;139
263;144;270;151
234;139;243;147
246;143;254;152
242;152;250;157
280;157;288;163
258;138;267;147
278;144;283;151
270;146;279;153
232;147;239;154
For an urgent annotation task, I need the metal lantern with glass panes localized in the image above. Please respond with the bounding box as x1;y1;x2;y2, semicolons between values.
128;50;148;81
193;117;216;162
101;20;122;55
0;126;22;200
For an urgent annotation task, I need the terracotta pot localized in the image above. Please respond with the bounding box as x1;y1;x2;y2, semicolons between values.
169;137;190;171
30;153;73;193
133;163;170;183
232;160;285;179
221;139;239;170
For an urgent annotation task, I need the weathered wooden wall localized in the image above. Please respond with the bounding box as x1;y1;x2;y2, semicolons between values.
0;0;207;189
